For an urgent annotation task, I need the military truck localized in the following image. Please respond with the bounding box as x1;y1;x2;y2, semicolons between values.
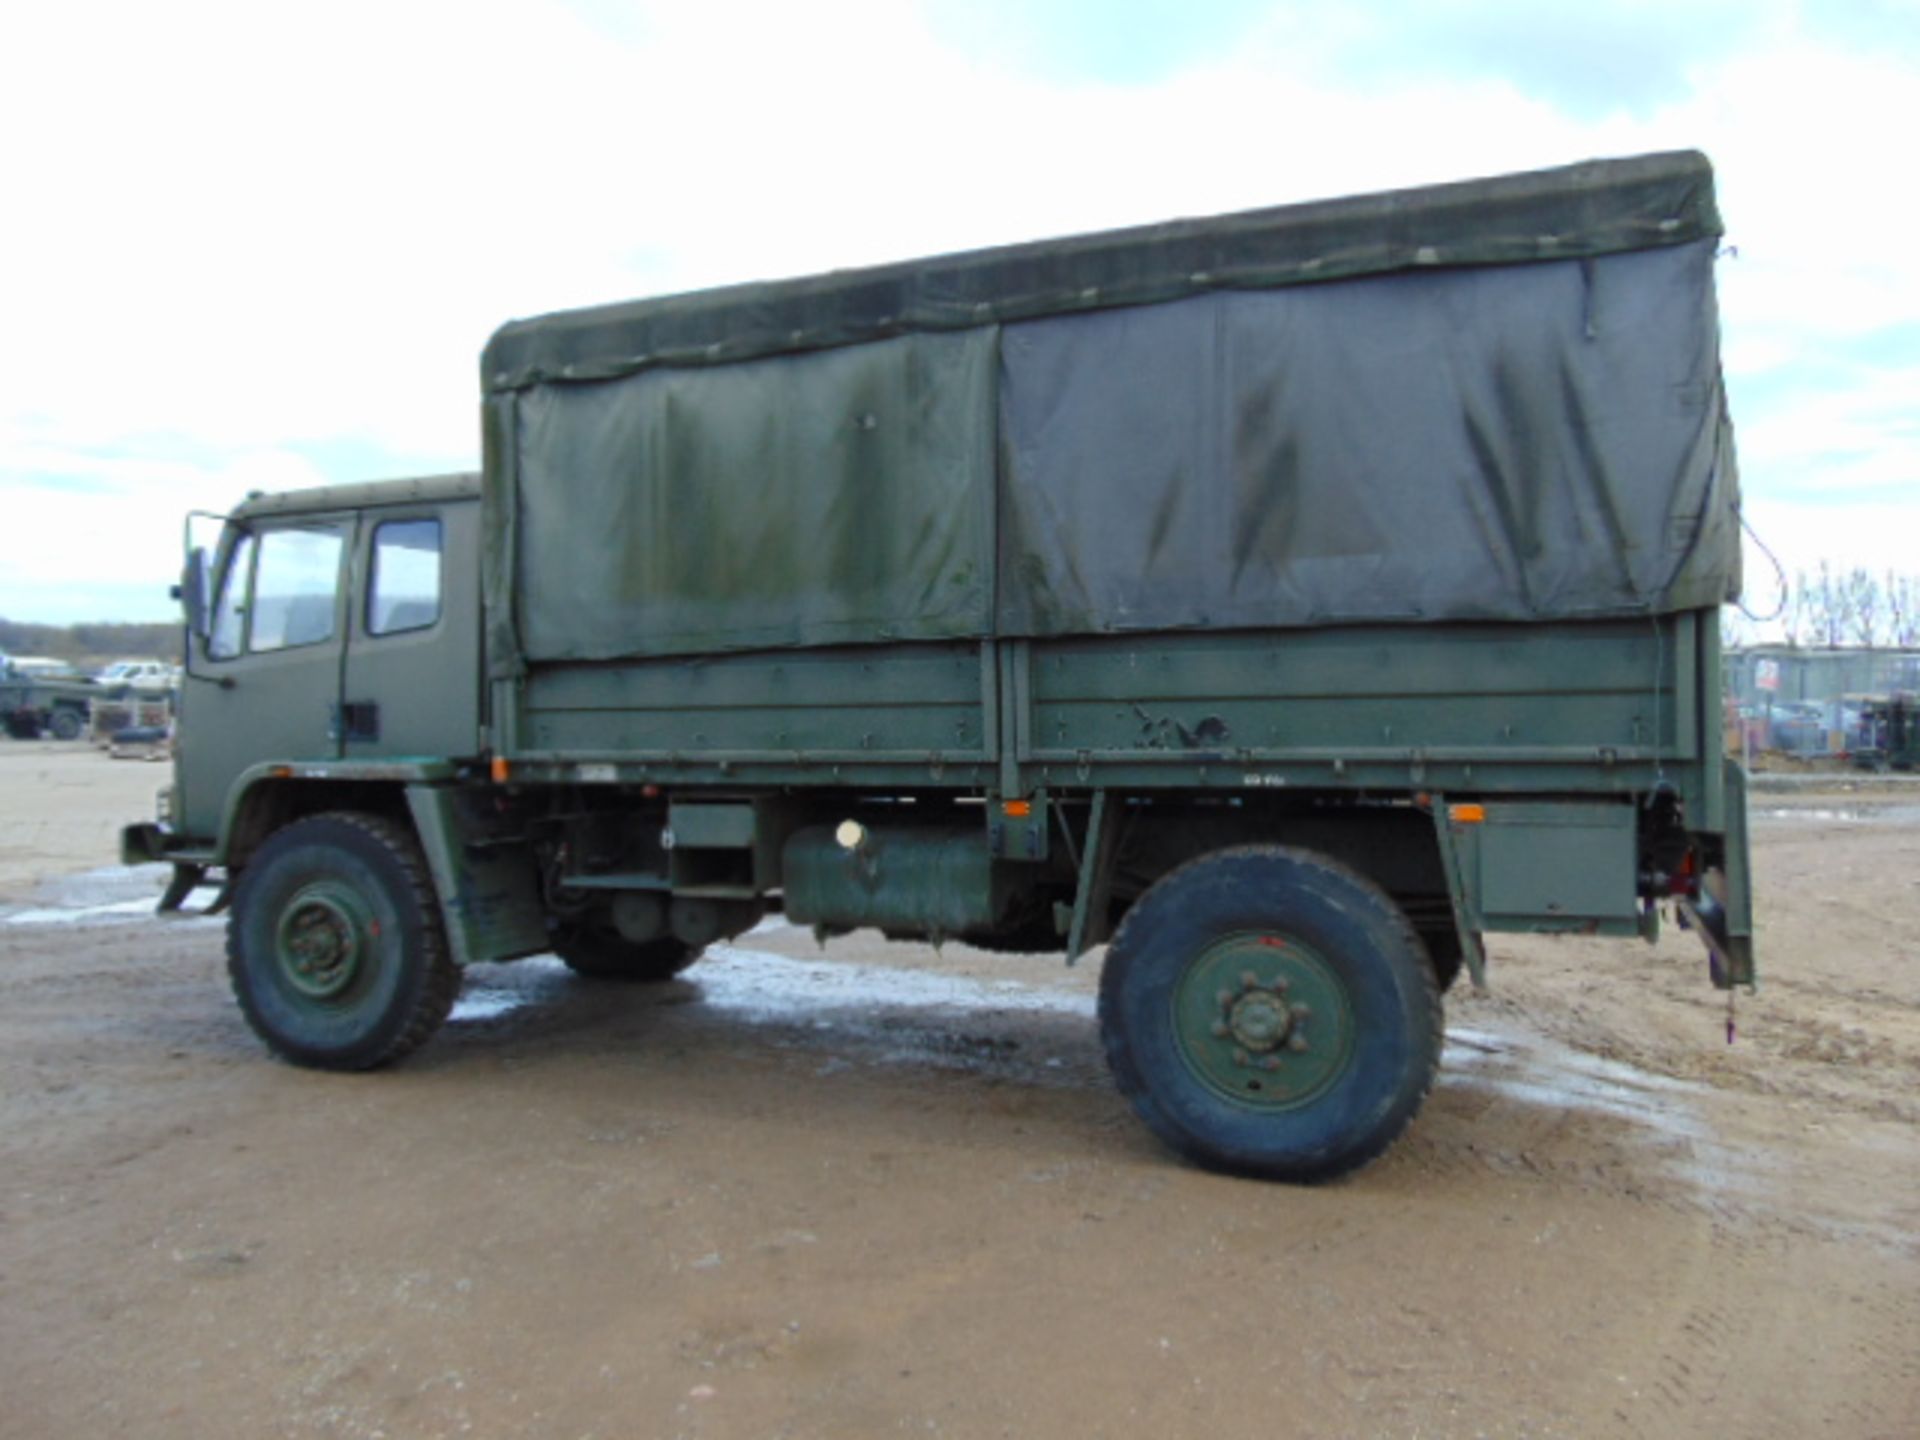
1852;693;1917;772
126;152;1752;1180
1;660;94;740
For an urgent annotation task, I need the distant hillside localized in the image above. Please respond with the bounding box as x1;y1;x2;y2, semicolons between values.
0;618;182;669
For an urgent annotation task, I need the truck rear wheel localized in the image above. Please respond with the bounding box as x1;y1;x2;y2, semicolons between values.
1099;845;1441;1182
551;925;700;982
228;812;459;1070
49;708;84;741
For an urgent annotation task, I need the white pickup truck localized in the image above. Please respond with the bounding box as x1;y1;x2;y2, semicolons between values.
95;660;179;696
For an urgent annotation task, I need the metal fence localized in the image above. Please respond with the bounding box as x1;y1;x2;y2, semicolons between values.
1723;647;1920;755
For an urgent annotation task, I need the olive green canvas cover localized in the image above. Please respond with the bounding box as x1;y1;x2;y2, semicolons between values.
481;152;1737;672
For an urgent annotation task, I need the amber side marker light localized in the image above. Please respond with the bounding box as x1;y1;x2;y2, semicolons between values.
490;757;511;784
1001;800;1032;817
1448;803;1487;824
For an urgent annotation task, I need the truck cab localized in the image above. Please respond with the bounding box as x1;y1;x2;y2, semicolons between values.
159;474;483;849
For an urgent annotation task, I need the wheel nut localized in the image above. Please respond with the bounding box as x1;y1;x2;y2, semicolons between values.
1288;1035;1309;1053
1215;989;1233;1008
1232;1048;1249;1067
1241;971;1259;989
1210;1020;1230;1038
1291;1003;1311;1019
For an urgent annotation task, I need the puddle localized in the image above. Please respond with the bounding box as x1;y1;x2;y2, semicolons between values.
695;941;1096;1024
688;942;1097;1079
1753;805;1920;825
452;940;1099;1085
2;865;222;927
1442;1024;1773;1200
7;897;178;926
449;987;540;1023
1446;1025;1702;1130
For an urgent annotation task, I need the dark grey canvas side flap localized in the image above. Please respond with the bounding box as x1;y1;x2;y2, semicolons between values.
997;239;1737;635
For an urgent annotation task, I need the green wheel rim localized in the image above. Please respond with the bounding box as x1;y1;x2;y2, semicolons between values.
1171;931;1355;1110
273;881;380;1003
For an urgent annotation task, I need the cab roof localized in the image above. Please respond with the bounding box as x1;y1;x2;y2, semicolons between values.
231;472;480;522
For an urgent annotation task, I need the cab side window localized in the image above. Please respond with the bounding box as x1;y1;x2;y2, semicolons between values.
367;519;442;636
247;525;347;653
207;533;257;660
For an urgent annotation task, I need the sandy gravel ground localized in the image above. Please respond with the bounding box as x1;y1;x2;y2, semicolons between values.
1;742;1916;1439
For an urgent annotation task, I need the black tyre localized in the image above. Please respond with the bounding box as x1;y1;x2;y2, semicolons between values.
228;812;459;1070
49;708;84;741
7;713;41;740
552;923;700;982
1099;845;1441;1182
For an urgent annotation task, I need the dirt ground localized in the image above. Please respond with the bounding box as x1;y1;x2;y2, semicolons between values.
1;743;1916;1440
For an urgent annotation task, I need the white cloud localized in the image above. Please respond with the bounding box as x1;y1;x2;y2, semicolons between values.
1740;494;1920;597
3;448;335;622
1735;366;1920;487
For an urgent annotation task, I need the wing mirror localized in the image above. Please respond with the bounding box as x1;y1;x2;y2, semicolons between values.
182;547;211;639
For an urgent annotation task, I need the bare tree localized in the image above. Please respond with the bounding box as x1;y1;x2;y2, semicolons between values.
1888;572;1920;649
1808;561;1854;648
1720;606;1752;651
1844;567;1882;647
1780;569;1811;647
1758;566;1920;649
1797;565;1835;647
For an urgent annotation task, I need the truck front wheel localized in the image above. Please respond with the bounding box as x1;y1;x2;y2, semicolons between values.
49;708;84;741
1099;845;1441;1182
228;812;459;1070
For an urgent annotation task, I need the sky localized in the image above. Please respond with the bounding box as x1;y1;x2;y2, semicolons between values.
2;0;1916;628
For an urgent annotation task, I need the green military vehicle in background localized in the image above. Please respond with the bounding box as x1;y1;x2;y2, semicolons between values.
1;658;95;740
127;152;1753;1180
1853;694;1917;772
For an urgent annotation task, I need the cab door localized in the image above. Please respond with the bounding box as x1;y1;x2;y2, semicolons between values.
338;500;482;760
176;518;349;840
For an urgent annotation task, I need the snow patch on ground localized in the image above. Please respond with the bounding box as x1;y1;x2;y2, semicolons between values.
2;864;221;927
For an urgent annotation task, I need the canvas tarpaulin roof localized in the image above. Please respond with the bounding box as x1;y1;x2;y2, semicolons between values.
481;151;1737;672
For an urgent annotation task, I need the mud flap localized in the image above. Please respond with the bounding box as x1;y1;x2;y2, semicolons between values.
1685;759;1755;991
405;784;549;966
1428;796;1489;990
157;863;230;917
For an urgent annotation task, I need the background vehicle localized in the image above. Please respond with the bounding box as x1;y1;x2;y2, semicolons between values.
1767;701;1827;755
0;659;94;740
126;152;1753;1181
1853;694;1918;771
7;656;83;679
94;659;179;696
